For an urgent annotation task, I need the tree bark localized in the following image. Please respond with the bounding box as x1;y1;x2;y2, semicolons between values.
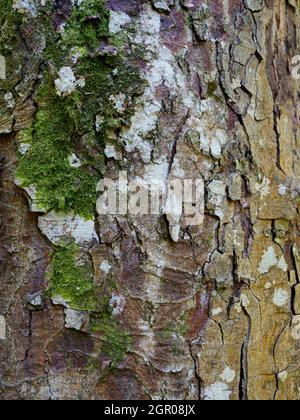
1;0;300;400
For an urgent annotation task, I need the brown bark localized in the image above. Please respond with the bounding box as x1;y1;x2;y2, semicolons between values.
1;0;300;400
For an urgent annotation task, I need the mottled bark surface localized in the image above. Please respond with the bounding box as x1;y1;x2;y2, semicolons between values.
1;0;300;400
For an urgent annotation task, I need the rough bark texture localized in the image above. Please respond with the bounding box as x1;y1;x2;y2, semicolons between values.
1;0;300;400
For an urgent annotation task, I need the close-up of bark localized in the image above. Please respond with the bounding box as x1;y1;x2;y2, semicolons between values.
1;0;300;401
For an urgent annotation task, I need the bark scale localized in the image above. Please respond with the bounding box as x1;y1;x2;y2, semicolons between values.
0;0;300;400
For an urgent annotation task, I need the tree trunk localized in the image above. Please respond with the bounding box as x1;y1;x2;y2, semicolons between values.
1;0;300;400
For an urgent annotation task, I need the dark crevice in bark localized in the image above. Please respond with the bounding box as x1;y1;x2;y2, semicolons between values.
201;216;221;278
290;280;297;316
273;105;285;174
291;246;300;285
167;110;190;176
239;305;251;401
24;310;33;364
272;320;290;400
290;246;300;316
232;248;239;285
239;340;247;400
227;281;246;320
188;342;203;401
210;317;225;345
240;176;254;257
0;0;299;400
271;219;277;243
273;371;280;401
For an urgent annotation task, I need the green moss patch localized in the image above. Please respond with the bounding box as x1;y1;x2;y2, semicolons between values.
0;0;25;90
161;313;189;339
0;0;22;54
62;0;110;49
47;242;100;311
91;313;132;367
16;0;144;218
47;240;132;367
14;2;139;368
16;75;99;218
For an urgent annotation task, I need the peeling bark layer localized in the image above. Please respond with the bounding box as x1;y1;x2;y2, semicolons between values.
1;0;300;400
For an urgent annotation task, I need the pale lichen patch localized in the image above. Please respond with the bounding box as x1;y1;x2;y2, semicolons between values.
273;288;289;308
109;293;126;316
278;370;288;382
13;0;37;15
54;67;85;97
212;307;223;317
241;294;250;308
202;382;232;401
109;11;131;35
220;367;236;384
258;246;278;274
18;143;31;155
122;101;160;163
143;160;169;184
208;180;227;196
0;315;6;340
104;145;122;160
100;260;112;274
38;211;98;246
277;255;288;272
64;308;89;331
152;0;170;12
51;295;70;308
257;177;271;198
4;92;15;109
14;179;49;213
279;184;287;196
68;154;82;168
258;246;288;274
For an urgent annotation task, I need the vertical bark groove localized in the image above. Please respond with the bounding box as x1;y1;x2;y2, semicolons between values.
1;0;300;400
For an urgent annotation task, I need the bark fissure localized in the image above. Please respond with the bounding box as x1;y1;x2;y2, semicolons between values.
0;0;299;400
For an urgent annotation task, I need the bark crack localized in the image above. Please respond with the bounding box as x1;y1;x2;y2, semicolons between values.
239;305;251;401
188;341;203;401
